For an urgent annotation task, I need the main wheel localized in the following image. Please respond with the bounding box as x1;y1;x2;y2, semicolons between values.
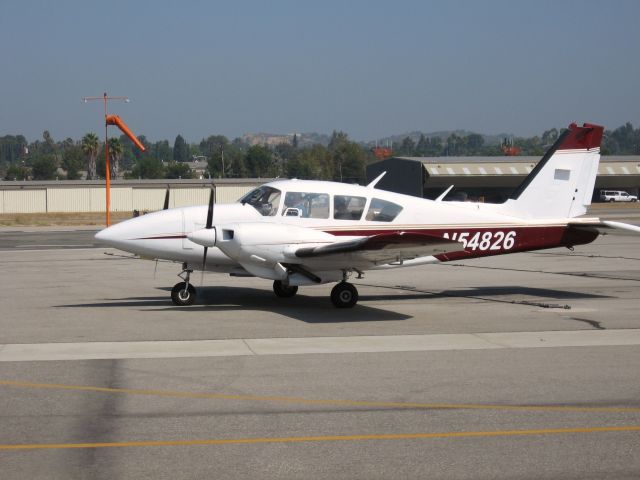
273;280;298;298
330;282;358;308
171;282;196;306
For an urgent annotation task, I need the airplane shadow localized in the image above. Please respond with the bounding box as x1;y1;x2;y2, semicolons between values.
54;287;411;323
359;284;613;302
54;284;611;323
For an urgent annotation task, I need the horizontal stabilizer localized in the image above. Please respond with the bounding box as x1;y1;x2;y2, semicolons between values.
568;218;640;235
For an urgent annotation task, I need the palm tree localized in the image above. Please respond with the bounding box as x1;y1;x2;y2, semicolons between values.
81;133;99;180
108;137;123;179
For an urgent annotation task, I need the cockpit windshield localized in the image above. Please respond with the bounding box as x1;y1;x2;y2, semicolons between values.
239;186;281;216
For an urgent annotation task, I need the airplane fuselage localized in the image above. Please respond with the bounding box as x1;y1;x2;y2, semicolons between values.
96;178;599;275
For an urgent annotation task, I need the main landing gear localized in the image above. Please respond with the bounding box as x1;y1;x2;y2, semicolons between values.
171;265;197;306
273;280;298;298
330;282;359;308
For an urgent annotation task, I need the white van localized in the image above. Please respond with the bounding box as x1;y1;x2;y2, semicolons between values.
599;190;638;202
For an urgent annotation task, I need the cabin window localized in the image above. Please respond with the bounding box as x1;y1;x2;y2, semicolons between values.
334;195;366;220
365;198;403;222
239;186;281;216
283;192;329;218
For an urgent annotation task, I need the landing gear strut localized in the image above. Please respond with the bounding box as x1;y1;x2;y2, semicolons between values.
171;265;196;306
273;280;298;298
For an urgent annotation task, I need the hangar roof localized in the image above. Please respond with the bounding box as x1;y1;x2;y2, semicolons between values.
394;156;640;177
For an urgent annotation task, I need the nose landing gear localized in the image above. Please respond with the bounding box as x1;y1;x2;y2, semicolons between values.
171;264;197;306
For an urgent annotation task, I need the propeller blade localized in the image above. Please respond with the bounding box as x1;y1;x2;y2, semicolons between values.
163;185;170;210
205;185;215;229
201;186;216;273
202;246;208;271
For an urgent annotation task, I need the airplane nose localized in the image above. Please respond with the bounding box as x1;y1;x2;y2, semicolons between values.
94;224;119;246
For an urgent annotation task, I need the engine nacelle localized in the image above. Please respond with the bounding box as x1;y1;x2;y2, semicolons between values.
215;222;335;265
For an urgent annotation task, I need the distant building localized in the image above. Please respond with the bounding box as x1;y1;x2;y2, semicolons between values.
242;133;299;146
367;156;640;202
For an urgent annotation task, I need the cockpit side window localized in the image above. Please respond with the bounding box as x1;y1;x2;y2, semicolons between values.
283;192;329;219
333;195;366;220
365;198;403;222
239;186;281;216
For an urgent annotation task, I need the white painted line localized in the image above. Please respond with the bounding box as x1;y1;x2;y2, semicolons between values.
0;340;253;362
0;329;639;362
245;334;498;355
15;244;95;248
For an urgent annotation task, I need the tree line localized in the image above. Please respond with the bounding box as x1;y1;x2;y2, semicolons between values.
1;122;639;182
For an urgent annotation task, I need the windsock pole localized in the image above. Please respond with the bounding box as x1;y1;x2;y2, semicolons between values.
83;93;145;226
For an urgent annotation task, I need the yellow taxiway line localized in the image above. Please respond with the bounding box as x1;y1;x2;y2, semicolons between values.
1;426;639;451
2;379;640;413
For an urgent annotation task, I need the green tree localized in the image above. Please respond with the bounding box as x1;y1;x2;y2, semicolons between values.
0;135;27;163
541;128;559;146
328;131;365;183
4;163;30;180
244;145;273;177
173;134;189;162
211;143;245;178
61;145;83;180
165;161;194;179
399;137;416;156
286;145;325;179
81;133;100;180
274;142;297;176
466;134;484;154
129;157;166;179
328;130;349;151
31;154;58;180
41;130;56;155
108;137;123;179
415;134;429;156
152;140;172;162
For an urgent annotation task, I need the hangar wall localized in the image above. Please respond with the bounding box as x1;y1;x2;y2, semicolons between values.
0;179;263;214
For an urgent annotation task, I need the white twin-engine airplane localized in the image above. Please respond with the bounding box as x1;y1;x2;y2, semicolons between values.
96;122;640;308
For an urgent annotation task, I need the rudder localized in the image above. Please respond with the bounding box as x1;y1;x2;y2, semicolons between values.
502;123;603;219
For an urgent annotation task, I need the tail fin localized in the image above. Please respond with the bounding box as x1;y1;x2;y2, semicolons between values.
502;122;603;219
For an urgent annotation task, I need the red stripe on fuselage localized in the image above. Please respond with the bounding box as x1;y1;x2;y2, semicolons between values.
323;225;598;262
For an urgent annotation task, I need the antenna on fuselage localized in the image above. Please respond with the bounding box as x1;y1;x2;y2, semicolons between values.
367;171;386;189
435;185;454;202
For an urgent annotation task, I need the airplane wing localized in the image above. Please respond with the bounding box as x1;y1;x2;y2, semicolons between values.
294;232;464;265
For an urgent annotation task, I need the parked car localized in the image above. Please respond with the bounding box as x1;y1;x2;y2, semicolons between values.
599;190;638;202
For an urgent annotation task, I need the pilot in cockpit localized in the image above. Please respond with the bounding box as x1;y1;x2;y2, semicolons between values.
283;192;308;217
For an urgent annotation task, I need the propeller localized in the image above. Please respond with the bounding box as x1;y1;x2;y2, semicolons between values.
201;185;216;272
163;185;170;210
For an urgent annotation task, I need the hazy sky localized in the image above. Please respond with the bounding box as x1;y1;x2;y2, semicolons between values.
1;0;639;143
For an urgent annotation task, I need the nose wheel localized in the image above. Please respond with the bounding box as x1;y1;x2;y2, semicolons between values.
331;282;358;308
171;265;197;306
171;282;196;306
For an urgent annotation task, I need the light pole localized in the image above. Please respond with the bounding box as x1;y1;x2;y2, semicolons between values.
83;92;130;226
221;145;225;178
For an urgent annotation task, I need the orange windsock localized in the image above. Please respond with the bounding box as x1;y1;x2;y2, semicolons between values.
106;114;146;151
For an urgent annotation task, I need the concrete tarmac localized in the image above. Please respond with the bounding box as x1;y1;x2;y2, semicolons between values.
0;225;639;479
